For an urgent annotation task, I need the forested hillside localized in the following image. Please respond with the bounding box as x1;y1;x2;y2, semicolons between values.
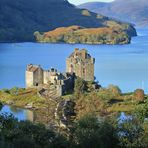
0;0;136;42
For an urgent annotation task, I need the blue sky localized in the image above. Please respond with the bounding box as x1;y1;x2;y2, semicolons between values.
68;0;114;5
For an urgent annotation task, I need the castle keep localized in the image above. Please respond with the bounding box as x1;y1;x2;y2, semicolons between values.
66;48;95;81
26;48;95;96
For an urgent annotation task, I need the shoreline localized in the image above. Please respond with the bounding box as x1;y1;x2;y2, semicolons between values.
0;39;132;45
0;87;146;114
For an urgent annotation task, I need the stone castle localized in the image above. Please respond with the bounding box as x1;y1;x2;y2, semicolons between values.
66;48;95;81
26;48;95;96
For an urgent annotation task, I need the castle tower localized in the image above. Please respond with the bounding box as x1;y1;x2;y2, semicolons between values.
26;64;43;88
66;48;95;81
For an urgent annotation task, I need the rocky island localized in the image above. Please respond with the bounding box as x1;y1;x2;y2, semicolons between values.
34;25;132;44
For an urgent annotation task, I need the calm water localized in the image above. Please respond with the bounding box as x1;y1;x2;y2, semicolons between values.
0;28;148;93
0;105;34;121
0;105;129;122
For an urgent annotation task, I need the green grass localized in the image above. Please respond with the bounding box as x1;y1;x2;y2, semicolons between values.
0;87;147;120
108;103;135;112
0;88;46;108
62;94;73;100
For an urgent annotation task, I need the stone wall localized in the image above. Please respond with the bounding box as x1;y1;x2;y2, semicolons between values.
43;70;59;85
66;48;95;81
25;48;94;96
26;71;34;88
33;68;43;86
26;66;43;88
26;65;75;96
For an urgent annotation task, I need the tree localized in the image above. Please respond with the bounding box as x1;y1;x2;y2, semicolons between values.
0;114;68;148
135;100;148;122
107;85;121;96
72;114;118;148
118;117;146;148
74;77;87;98
0;102;3;111
134;89;145;102
13;137;36;148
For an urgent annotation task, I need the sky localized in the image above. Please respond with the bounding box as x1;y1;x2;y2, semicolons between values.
68;0;114;5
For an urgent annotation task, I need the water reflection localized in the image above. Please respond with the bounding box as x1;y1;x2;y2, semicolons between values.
0;105;132;126
0;105;55;125
118;112;132;123
0;105;34;122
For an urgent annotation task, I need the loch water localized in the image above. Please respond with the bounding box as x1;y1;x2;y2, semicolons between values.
0;105;34;121
0;28;148;93
0;105;130;122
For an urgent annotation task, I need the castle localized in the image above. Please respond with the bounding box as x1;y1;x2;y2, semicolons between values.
66;48;95;81
26;48;95;96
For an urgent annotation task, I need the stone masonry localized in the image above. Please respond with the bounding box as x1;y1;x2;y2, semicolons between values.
66;48;95;81
25;48;95;96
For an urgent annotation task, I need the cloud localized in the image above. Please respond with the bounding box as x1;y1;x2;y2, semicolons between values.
68;0;114;5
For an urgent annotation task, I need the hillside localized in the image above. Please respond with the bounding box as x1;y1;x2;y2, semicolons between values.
78;0;148;27
0;0;136;42
34;25;131;44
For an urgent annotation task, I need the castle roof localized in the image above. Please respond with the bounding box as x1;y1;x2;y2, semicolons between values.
68;48;92;60
26;64;41;72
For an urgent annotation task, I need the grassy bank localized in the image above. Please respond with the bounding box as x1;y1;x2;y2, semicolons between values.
61;81;147;120
0;85;147;119
0;84;147;147
0;88;46;109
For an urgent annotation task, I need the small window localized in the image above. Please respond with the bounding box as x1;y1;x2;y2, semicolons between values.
35;83;38;86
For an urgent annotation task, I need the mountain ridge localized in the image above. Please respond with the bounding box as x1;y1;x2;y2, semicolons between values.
78;0;148;27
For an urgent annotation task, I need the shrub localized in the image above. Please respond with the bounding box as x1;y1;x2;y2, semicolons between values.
2;89;10;94
0;102;3;111
0;114;68;148
10;87;20;95
118;118;146;148
135;100;148;122
107;85;122;96
72;114;118;148
74;77;87;98
134;89;145;102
